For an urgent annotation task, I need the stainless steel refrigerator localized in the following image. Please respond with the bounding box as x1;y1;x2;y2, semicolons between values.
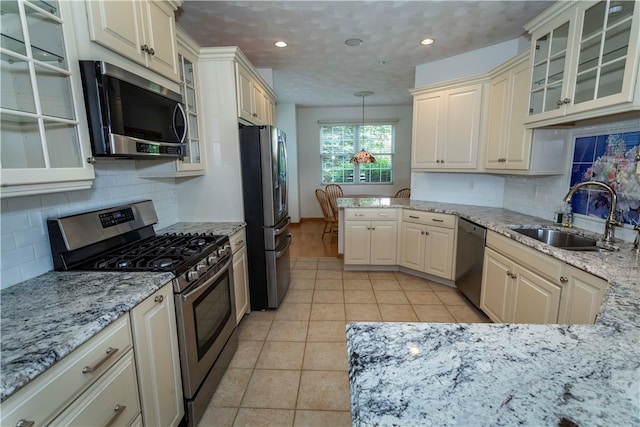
239;125;292;310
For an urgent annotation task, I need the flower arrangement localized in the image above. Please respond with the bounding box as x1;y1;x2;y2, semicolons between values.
350;149;376;164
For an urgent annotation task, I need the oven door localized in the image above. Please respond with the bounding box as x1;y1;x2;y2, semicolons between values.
174;256;236;399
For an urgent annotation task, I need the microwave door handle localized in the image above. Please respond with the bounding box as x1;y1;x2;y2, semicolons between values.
172;103;188;143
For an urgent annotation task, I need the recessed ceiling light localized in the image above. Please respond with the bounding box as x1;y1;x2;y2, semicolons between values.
345;38;363;47
274;41;288;48
378;60;387;65
420;38;435;46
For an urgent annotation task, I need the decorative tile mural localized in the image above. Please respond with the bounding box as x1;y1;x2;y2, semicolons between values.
570;131;640;226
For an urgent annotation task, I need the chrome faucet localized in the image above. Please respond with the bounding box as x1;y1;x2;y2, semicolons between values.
563;181;621;244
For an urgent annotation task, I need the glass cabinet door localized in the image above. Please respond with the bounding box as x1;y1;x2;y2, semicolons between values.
574;0;635;105
178;54;203;170
529;20;571;116
0;0;92;193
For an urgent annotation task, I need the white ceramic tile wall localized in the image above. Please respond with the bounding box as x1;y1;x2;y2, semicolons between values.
411;173;505;207
1;161;179;289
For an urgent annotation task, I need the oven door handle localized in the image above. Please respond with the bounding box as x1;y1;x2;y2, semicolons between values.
275;234;292;258
181;257;232;302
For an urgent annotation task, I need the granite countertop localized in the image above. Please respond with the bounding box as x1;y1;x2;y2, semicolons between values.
0;222;244;402
340;198;640;425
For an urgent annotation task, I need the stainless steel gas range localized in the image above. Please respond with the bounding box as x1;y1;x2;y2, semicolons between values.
47;200;237;427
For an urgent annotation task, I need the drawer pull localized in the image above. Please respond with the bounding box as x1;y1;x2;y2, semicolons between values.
378;213;388;216
105;404;127;427
409;215;420;219
82;347;119;374
354;213;365;216
559;276;568;283
15;420;35;427
154;295;164;303
431;218;444;223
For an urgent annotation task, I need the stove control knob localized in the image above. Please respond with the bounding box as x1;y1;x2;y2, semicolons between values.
186;270;199;281
196;264;206;272
207;255;218;265
217;247;226;257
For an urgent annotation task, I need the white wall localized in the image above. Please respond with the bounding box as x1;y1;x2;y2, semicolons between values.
276;102;300;222
411;173;505;207
297;105;413;218
414;38;526;88
1;162;179;289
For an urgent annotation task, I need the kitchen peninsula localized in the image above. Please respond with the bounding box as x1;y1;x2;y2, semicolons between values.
340;198;640;426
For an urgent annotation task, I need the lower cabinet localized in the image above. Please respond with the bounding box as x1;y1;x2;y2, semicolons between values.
0;315;134;426
481;231;607;325
230;228;250;324
50;351;141;426
344;209;398;265
558;265;608;325
131;283;184;427
481;247;561;323
398;210;456;280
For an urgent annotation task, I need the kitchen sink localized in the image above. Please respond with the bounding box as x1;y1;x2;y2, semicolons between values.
510;227;600;251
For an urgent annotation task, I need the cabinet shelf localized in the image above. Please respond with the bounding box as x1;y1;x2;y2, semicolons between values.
0;0;57;15
1;34;64;63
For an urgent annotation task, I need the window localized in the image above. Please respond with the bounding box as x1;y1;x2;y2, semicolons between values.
320;123;395;184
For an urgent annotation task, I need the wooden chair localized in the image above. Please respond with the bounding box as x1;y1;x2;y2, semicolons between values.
315;188;338;237
324;184;343;219
394;188;411;198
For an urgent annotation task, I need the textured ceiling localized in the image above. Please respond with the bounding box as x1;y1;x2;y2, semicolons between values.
176;1;553;107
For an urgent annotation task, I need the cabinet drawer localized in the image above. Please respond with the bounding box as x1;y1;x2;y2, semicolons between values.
51;350;140;427
487;231;563;281
1;315;133;427
402;210;455;228
229;228;247;254
346;208;397;221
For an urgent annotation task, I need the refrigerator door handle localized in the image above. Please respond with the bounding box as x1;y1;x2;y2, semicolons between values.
275;234;292;258
274;218;291;236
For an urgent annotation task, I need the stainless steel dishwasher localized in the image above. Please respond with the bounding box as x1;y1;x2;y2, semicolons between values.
455;218;486;309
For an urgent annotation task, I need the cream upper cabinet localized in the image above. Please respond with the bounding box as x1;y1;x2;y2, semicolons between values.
136;30;206;178
398;210;456;280
130;283;184;427
0;0;95;198
525;0;640;126
236;62;275;125
86;0;180;82
411;80;484;171
485;53;534;171
344;209;398;265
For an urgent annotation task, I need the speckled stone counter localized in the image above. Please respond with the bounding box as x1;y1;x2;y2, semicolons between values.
340;198;640;425
0;271;173;401
0;221;245;402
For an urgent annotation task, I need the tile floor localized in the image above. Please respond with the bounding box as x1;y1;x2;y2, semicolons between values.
198;258;489;427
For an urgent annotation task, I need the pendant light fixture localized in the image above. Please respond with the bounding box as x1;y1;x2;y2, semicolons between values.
350;91;376;164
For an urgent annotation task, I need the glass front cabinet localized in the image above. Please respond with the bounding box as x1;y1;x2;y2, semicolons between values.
525;0;639;126
1;0;94;197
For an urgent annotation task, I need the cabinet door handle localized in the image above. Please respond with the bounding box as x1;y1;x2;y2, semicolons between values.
154;295;164;303
424;231;429;235
556;99;565;106
431;218;444;223
563;98;571;104
82;347;119;374
371;227;376;230
141;44;149;53
148;47;155;56
15;420;35;427
559;276;568;283
105;404;127;427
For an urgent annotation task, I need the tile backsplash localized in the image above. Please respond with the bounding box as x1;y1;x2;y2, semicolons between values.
569;131;640;226
1;161;178;289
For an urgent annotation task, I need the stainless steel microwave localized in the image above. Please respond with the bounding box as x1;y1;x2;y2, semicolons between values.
79;61;187;159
